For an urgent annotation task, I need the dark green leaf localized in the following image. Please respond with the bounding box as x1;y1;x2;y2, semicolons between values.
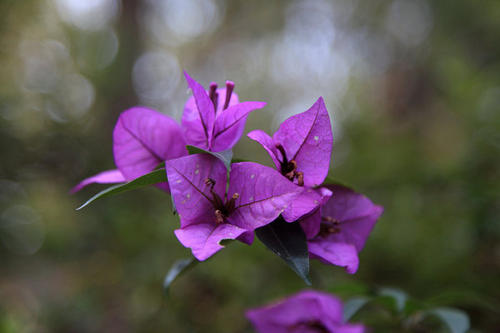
255;217;311;285
163;257;197;295
186;145;233;170
379;287;408;313
427;307;470;333
343;297;371;321
76;168;167;210
231;157;249;163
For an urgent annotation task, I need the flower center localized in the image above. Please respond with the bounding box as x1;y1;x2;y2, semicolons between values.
319;216;341;236
205;178;239;224
208;81;235;112
275;143;304;186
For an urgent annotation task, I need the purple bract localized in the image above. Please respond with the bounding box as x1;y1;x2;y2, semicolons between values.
246;290;365;333
182;72;266;152
302;184;383;274
166;154;302;260
248;97;333;222
72;107;186;193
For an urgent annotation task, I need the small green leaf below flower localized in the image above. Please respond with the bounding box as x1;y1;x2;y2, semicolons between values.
76;168;167;210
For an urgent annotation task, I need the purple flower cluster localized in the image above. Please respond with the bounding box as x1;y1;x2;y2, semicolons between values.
247;290;365;333
74;72;382;271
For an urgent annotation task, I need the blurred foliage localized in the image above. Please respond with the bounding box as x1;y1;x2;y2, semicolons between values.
0;0;499;332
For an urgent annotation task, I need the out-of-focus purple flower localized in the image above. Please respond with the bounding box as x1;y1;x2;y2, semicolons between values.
166;154;302;260
71;107;187;193
303;185;383;274
182;72;266;152
246;290;365;333
248;97;333;222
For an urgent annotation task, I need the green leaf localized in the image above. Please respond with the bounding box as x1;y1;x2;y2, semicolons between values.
231;157;249;163
76;168;167;210
343;297;371;321
163;257;197;295
255;217;311;285
186;145;233;170
427;307;470;333
379;287;408;313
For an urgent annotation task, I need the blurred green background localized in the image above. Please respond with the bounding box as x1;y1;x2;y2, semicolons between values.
0;0;499;332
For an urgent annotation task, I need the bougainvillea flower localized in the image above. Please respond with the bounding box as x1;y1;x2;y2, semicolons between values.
304;184;383;274
72;107;187;192
182;71;266;152
246;290;365;333
166;154;302;260
248;97;333;221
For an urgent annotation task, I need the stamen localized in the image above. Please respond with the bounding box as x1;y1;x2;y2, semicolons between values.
213;91;219;111
209;82;217;101
205;178;216;190
223;81;235;110
285;160;297;180
209;82;218;111
319;219;342;236
296;171;304;186
215;210;224;224
205;178;224;209
322;216;339;224
225;192;239;215
275;143;288;165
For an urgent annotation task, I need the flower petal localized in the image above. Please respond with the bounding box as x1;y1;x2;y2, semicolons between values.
182;87;239;150
237;230;255;245
212;101;266;152
181;95;208;150
227;162;302;231
246;290;345;333
300;209;321;240
281;187;332;222
166;154;227;227
247;130;281;170
113;107;186;181
308;240;360;274
298;187;334;238
70;169;125;193
183;72;215;148
322;185;383;252
174;223;247;261
273;97;332;187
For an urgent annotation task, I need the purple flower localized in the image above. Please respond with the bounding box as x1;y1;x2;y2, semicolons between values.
182;72;266;152
302;185;383;274
248;97;333;222
246;290;365;333
166;154;302;260
71;107;187;193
